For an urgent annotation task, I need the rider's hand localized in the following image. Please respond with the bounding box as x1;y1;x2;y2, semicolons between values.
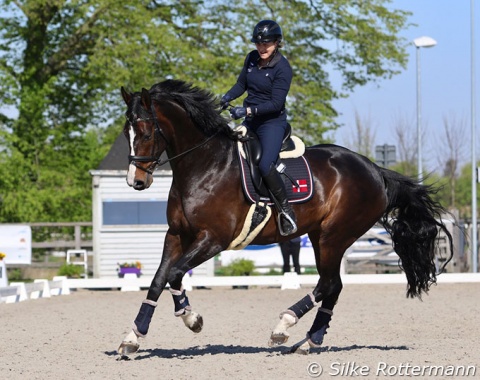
220;94;232;108
230;106;247;120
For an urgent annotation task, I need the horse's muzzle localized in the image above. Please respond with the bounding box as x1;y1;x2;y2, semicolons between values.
127;163;153;190
133;179;148;190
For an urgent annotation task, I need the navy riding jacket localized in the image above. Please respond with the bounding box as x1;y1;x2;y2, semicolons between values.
226;50;292;121
226;50;292;175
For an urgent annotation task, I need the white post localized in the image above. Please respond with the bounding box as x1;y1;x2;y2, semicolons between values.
416;46;422;183
121;273;141;292
413;36;437;184
32;279;51;299
52;276;71;295
0;260;7;287
8;282;28;303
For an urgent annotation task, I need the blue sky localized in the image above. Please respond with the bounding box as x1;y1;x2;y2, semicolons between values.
332;0;479;169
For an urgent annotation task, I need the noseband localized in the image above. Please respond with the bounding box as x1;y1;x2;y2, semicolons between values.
127;101;218;174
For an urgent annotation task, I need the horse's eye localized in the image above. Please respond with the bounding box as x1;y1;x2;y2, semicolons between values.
143;134;152;141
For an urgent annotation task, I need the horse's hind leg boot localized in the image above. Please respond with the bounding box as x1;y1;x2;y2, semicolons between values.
133;299;157;337
307;307;333;346
281;293;316;322
170;287;192;316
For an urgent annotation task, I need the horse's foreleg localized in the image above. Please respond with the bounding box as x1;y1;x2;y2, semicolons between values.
118;299;158;355
169;286;203;333
166;236;222;334
118;232;182;356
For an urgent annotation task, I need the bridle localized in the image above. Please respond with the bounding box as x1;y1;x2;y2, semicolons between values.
127;100;219;174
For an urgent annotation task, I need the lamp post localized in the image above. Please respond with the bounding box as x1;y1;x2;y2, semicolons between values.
413;36;437;183
471;0;477;272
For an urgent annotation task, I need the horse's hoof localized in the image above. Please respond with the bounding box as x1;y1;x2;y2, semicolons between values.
268;332;289;347
290;339;310;355
182;312;203;333
190;314;203;333
117;341;140;356
307;338;323;348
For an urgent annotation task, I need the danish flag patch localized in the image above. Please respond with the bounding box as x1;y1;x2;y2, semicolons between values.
293;179;308;193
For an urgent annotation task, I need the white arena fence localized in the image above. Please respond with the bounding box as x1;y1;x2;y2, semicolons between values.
1;272;480;304
0;276;70;304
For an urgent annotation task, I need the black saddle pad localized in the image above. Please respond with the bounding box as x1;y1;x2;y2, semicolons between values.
237;144;314;205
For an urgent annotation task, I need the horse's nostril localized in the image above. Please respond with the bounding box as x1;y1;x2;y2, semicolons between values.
133;180;145;190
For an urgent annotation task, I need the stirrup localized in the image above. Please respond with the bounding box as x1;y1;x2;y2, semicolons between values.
277;211;298;236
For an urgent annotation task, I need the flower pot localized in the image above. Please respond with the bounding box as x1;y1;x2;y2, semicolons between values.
118;267;142;278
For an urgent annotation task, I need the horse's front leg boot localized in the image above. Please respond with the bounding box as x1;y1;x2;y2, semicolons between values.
170;287;192;316
171;288;203;333
133;299;158;337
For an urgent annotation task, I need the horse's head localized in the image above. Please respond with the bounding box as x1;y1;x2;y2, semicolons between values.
121;86;168;190
121;80;234;190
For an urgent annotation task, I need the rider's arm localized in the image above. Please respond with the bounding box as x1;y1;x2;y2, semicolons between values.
224;53;251;100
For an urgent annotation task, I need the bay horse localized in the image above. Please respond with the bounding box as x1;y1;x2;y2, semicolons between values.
118;79;453;355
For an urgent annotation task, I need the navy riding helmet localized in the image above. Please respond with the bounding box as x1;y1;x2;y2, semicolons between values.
251;20;283;43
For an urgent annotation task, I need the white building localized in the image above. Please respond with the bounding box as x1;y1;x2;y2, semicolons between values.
90;134;213;278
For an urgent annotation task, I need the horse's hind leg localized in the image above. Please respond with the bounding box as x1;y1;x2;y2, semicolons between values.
291;287;341;355
268;292;313;347
292;236;345;354
269;232;345;354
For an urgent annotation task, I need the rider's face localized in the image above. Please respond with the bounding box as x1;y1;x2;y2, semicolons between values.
255;41;277;60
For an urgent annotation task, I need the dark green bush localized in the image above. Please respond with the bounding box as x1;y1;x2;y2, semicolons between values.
216;258;255;276
57;263;84;278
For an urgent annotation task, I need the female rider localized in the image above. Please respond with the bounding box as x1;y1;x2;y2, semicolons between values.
221;20;296;236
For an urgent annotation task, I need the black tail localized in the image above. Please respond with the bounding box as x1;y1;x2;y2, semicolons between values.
379;167;454;298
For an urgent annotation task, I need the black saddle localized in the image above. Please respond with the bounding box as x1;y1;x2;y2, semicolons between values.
237;125;314;204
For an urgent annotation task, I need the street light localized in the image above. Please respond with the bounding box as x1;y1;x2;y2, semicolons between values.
413;36;437;183
470;0;477;272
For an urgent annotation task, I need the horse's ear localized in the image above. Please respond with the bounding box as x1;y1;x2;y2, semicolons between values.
121;86;131;105
141;88;152;110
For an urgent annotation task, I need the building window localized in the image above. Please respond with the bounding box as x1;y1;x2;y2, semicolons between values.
102;201;168;225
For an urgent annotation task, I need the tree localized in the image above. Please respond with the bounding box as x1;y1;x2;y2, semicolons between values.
0;0;213;221
454;163;475;220
434;113;467;209
342;109;376;159
389;112;417;176
0;0;412;222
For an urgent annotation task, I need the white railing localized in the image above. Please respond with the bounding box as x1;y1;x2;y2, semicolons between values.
2;272;480;305
0;276;70;303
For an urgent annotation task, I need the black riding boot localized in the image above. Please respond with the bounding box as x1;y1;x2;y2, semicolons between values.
263;165;297;236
